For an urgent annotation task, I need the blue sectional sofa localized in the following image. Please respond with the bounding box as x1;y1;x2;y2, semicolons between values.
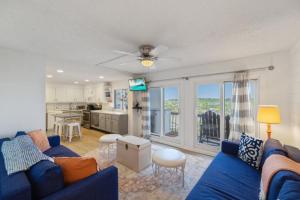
186;140;300;200
0;134;118;200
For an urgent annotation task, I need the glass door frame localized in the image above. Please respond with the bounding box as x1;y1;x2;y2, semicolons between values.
192;75;260;153
192;78;225;153
149;80;184;144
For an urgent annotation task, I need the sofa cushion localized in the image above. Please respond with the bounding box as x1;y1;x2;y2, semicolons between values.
238;133;264;169
277;180;300;200
284;145;300;163
54;157;98;185
268;170;300;200
186;152;261;200
27;130;51;152
44;145;79;158
260;139;287;168
26;160;64;199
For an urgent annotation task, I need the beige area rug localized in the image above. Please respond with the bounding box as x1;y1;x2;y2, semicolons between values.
84;144;212;200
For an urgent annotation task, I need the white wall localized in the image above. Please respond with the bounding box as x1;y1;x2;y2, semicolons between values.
290;40;300;148
144;50;296;151
0;47;46;138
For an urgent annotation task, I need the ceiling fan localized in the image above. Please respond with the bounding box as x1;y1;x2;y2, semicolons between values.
96;45;180;69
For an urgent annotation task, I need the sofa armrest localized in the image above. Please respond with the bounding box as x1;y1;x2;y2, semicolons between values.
0;172;31;200
221;140;239;156
42;166;118;200
48;135;60;147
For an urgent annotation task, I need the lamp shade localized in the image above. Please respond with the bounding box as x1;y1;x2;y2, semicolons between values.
257;105;281;124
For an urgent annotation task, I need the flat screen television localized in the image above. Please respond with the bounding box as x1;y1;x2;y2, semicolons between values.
129;78;147;91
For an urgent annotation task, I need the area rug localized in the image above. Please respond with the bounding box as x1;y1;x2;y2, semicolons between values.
84;144;212;200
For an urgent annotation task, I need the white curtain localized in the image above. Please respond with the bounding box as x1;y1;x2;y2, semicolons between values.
229;71;254;141
141;91;151;139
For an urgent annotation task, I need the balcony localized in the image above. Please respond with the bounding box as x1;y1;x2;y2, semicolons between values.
150;109;179;137
151;109;231;144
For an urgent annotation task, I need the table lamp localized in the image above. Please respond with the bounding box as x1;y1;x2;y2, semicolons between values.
257;105;281;139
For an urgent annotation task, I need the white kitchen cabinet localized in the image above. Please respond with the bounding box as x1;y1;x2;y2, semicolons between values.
82;83;107;103
55;87;67;102
46;84;84;103
67;87;84;102
84;86;97;102
46;86;56;102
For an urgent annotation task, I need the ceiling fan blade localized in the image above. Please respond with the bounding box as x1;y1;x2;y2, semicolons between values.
95;65;133;76
113;50;138;56
159;56;181;61
151;45;169;56
95;54;127;65
119;60;139;66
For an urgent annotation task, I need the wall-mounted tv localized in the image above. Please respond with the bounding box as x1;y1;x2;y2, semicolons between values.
129;78;147;91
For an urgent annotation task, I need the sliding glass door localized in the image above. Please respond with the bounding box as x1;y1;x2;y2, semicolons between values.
163;87;180;137
150;86;180;140
195;80;258;152
150;88;161;136
196;84;222;148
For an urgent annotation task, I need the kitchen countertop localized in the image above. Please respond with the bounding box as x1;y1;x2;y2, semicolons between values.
51;113;83;118
90;110;128;115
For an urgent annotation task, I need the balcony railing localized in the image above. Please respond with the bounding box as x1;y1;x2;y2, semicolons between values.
150;109;230;143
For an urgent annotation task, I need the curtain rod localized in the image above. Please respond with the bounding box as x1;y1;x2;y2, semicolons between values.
147;65;274;83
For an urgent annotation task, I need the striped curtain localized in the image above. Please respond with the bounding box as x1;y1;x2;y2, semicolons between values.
229;72;254;141
141;91;151;139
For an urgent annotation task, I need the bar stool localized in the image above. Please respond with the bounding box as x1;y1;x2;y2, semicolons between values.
54;121;64;136
66;122;82;142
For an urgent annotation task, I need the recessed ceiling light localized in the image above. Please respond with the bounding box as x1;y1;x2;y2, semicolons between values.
57;69;64;73
47;75;53;78
74;81;79;84
99;76;104;79
85;80;90;82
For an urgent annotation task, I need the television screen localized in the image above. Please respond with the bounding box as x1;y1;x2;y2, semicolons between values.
129;78;147;91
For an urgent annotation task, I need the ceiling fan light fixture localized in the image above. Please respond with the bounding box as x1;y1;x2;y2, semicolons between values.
141;58;154;67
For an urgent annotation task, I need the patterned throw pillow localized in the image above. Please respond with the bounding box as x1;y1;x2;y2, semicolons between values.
238;133;264;169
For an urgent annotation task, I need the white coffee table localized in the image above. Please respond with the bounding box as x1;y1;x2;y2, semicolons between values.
152;148;186;187
99;134;123;160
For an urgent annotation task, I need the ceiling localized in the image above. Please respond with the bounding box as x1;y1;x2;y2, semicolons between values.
0;0;300;83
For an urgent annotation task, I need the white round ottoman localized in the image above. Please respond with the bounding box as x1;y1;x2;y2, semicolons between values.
99;134;123;160
152;148;186;187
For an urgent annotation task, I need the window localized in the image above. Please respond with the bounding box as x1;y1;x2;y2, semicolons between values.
149;86;180;138
114;89;128;110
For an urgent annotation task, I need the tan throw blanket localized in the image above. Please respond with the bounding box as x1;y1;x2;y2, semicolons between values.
261;154;300;198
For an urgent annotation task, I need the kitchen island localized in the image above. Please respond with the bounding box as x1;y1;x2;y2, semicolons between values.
90;110;128;135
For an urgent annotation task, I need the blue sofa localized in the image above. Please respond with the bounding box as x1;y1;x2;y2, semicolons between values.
0;134;118;200
186;140;300;200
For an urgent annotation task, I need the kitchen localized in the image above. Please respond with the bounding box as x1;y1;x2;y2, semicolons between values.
46;79;129;140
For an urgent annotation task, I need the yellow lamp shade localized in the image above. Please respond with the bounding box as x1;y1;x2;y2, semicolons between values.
257;105;281;124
